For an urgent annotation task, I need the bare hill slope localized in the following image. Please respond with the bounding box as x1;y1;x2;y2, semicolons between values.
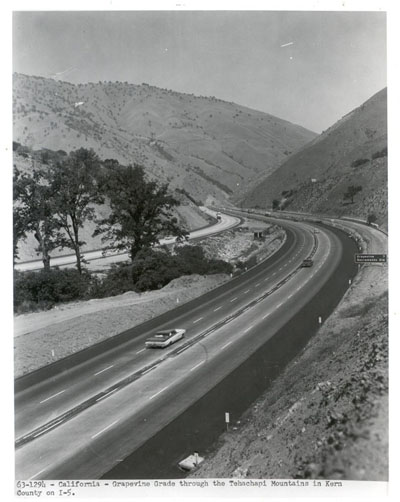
242;88;387;225
13;73;316;204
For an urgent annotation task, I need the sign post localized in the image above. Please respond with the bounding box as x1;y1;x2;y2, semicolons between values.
225;412;230;431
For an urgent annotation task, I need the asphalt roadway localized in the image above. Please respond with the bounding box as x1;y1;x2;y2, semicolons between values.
15;217;358;479
14;208;239;272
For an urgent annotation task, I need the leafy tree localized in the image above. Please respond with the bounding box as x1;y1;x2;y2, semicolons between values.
272;199;280;210
94;162;188;262
51;148;103;274
367;213;378;225
13;166;60;270
13;206;27;266
343;185;362;204
131;248;180;291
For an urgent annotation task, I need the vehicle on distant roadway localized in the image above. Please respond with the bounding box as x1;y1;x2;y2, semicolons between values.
216;212;222;221
301;258;314;268
145;329;186;348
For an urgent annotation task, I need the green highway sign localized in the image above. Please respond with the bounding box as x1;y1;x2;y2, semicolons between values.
355;253;387;264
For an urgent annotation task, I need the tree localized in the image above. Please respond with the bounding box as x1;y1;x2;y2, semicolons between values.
51;148;103;274
272;199;280;210
367;213;378;225
94;162;188;263
13;166;60;270
13;206;27;266
343;185;362;204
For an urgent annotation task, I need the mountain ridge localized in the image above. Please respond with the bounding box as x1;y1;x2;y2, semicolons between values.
241;87;387;225
13;72;316;205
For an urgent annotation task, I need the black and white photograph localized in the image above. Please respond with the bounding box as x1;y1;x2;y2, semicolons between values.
6;0;396;498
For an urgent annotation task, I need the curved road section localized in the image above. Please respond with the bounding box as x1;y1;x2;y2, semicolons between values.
15;214;360;480
14;208;240;272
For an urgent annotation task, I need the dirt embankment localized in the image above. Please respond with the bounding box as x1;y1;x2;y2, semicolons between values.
190;249;388;480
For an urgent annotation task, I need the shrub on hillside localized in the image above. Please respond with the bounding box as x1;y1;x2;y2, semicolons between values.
175;245;233;276
132;249;182;292
15;246;233;311
14;268;92;312
90;264;137;298
371;147;388;159
351;158;369;168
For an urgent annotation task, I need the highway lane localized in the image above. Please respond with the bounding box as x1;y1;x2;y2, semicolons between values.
15;221;343;479
14;208;239;272
15;220;311;440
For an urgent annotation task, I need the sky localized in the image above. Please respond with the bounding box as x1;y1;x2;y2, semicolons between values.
13;9;387;133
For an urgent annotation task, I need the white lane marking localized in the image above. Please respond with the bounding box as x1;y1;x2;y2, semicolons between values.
29;467;47;480
262;313;271;320
230;297;238;302
189;361;205;372
214;306;222;312
96;388;118;402
40;389;66;404
255;283;260;287
244;325;254;333
287;293;293;299
243;289;251;294
193;317;203;324
149;385;170;401
136;348;146;354
92;419;120;439
94;364;114;376
276;303;283;309
264;277;269;281
221;340;233;350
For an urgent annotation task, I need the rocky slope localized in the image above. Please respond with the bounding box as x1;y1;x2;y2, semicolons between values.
242;88;387;226
13;73;316;205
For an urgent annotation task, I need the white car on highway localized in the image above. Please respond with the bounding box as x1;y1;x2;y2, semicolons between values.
145;329;186;348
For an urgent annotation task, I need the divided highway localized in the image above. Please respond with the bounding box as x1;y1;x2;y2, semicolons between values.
15;215;354;479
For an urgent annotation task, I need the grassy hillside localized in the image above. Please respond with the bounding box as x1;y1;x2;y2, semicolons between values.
242;88;387;225
13;73;316;205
